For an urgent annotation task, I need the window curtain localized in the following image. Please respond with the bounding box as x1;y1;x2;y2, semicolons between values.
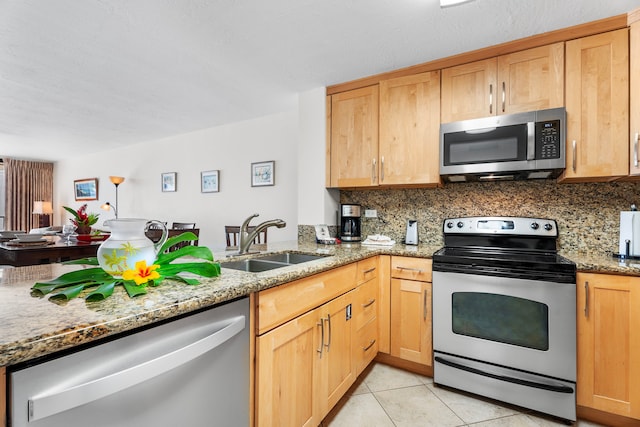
4;158;54;232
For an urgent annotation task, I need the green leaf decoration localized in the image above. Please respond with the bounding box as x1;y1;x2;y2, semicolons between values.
31;236;221;302
86;281;117;301
49;284;89;301
64;257;100;266
122;281;148;298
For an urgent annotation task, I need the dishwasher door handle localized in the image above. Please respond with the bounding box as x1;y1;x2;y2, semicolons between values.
28;315;246;422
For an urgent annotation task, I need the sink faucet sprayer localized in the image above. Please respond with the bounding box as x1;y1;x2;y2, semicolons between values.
238;213;286;255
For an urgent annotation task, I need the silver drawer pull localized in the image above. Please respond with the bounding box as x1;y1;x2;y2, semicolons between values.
363;339;376;352
362;299;376;308
396;266;424;273
363;267;376;274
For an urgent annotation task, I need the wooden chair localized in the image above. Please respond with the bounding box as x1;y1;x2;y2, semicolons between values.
225;226;267;248
172;222;196;230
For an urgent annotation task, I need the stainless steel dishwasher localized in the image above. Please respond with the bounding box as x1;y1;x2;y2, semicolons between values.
8;297;249;427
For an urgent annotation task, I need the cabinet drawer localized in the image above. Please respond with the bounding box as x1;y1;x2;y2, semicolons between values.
391;257;432;282
353;277;378;331
356;257;378;285
257;263;357;335
354;317;378;376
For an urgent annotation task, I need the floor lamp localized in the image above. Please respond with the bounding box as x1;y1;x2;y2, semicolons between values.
101;176;125;218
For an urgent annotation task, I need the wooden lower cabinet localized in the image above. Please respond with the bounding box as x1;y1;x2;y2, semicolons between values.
255;259;380;427
576;273;640;422
389;257;433;367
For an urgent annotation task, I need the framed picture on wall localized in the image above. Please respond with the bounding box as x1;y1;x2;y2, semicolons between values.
251;161;275;187
201;170;220;193
74;178;98;201
162;172;177;192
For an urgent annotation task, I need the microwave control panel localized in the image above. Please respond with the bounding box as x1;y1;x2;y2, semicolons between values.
535;120;561;159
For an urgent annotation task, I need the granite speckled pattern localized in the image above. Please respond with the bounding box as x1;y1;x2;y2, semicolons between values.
1;239;638;369
341;180;640;254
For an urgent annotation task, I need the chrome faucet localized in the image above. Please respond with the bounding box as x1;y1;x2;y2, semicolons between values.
238;213;286;254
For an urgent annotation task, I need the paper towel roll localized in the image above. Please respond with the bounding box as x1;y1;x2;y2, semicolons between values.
619;211;640;256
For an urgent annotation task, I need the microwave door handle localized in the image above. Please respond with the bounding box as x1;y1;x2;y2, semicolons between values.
526;122;536;160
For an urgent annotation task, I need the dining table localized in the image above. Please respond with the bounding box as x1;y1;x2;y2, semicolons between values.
0;236;102;267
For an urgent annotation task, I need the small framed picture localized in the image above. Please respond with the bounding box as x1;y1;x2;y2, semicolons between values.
251;161;275;187
201;170;220;193
161;172;177;192
74;178;98;201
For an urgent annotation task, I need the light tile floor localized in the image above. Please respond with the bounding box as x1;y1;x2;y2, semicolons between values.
322;363;609;427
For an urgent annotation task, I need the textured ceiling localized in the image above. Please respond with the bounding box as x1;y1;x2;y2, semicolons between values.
1;0;638;161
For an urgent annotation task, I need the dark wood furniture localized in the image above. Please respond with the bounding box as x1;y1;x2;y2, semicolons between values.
145;228;200;252
0;239;101;267
225;226;267;247
172;222;196;229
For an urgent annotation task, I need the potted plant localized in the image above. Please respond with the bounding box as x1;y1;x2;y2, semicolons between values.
63;204;99;235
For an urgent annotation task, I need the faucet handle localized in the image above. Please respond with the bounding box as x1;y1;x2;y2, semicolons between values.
241;213;259;230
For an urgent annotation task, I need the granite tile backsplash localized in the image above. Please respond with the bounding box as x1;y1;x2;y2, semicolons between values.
331;180;640;254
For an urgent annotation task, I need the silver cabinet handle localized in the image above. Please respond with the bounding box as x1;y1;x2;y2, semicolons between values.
325;314;332;352
362;298;376;308
28;315;246;422
372;158;377;183
501;81;506;113
363;267;376;274
363;339;376;352
634;132;639;167
489;84;493;115
423;289;428;321
396;266;424;273
317;319;324;358
572;140;577;173
380;156;385;182
584;281;589;318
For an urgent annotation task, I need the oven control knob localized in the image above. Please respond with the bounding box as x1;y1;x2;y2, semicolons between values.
544;223;553;231
457;221;464;228
446;221;454;229
530;222;540;230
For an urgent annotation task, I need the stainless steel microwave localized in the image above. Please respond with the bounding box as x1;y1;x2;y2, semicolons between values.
439;107;566;182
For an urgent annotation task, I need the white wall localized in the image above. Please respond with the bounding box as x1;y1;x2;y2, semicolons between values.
53;110;299;249
297;87;339;226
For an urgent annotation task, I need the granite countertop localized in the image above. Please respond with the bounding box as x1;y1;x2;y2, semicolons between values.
1;240;638;369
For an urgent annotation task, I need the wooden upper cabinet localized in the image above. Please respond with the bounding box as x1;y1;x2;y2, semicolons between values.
329;86;379;188
630;21;640;177
379;71;441;186
441;43;564;123
441;58;497;123
560;29;629;182
576;273;640;419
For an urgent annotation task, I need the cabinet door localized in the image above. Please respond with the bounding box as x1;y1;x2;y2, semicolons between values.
379;71;441;186
561;29;629;182
317;292;355;419
390;278;432;366
329;86;379;188
256;306;322;427
497;42;564;114
441;58;497;123
630;22;640;177
576;273;640;419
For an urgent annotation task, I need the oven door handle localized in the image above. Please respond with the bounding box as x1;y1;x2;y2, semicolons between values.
434;356;574;394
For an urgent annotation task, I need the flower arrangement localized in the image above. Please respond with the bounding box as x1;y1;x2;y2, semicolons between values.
63;204;100;234
32;232;220;301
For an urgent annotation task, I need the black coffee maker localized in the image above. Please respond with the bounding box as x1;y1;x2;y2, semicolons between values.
340;204;362;242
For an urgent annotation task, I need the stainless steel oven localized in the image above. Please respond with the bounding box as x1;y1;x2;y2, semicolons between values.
432;217;576;422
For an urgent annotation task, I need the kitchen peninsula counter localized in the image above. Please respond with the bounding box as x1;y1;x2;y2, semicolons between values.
1;240;637;369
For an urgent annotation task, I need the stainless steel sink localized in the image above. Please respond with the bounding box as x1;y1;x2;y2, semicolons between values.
221;251;330;272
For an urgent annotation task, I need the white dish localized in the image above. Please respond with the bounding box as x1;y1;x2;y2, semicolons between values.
14;233;45;242
0;230;26;239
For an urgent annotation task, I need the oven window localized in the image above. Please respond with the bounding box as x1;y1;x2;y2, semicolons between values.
452;292;549;351
443;124;528;165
